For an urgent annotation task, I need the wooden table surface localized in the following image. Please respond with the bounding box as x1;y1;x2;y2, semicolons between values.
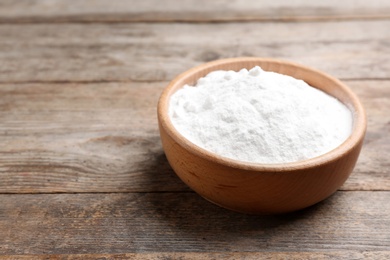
1;1;389;259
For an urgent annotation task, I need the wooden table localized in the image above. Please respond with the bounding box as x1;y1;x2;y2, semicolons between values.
0;1;389;259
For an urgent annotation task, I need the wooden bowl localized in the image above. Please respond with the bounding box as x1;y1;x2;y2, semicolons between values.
157;57;366;214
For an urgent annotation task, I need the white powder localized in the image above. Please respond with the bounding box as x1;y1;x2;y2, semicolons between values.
169;66;352;164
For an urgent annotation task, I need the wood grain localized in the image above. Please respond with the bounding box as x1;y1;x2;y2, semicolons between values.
0;21;389;83
0;80;388;193
2;252;390;260
0;0;389;23
0;192;389;254
0;81;187;193
341;80;390;191
0;1;388;258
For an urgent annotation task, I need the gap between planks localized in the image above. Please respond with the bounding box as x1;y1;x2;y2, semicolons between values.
0;189;386;195
1;252;390;260
0;15;390;25
1;0;390;24
0;78;389;85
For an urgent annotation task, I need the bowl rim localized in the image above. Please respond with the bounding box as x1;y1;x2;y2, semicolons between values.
158;57;367;172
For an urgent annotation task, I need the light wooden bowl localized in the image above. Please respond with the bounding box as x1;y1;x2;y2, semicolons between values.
158;57;366;214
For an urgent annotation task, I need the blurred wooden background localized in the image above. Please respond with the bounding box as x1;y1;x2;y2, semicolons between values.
0;1;389;259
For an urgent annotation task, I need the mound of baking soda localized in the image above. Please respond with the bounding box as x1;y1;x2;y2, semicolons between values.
169;66;352;164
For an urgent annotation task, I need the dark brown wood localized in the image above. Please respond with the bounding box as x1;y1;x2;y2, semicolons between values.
0;21;389;83
0;192;390;254
2;252;390;260
0;0;389;23
0;80;388;193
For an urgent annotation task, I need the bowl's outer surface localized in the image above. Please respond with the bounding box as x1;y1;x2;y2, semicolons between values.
158;57;366;214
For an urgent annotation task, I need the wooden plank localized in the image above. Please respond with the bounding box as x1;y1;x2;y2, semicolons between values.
0;80;388;193
2;252;390;260
0;21;389;83
0;192;389;254
0;81;187;193
0;0;389;23
340;80;390;191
